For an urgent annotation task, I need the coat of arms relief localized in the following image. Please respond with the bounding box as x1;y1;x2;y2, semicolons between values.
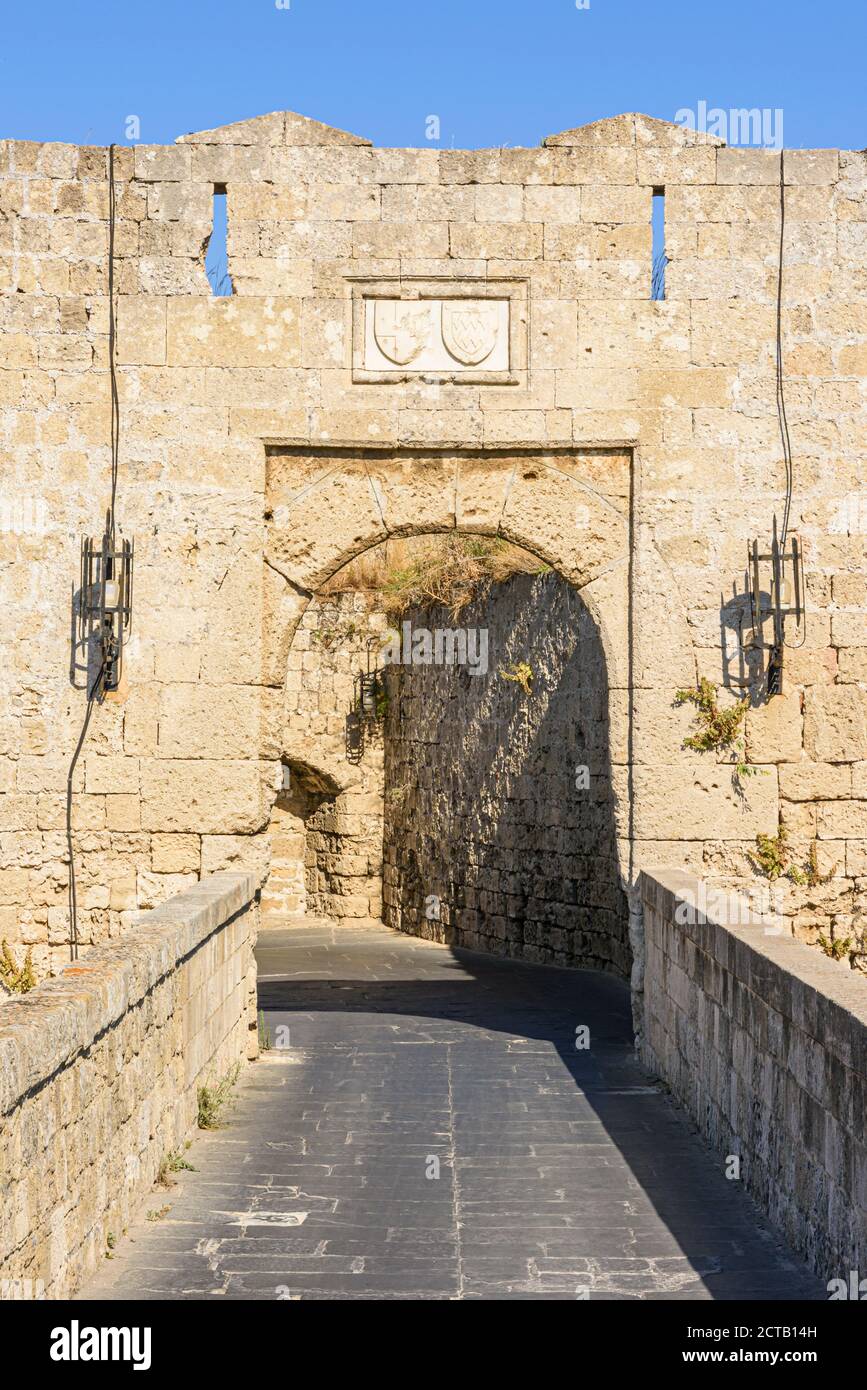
363;296;510;374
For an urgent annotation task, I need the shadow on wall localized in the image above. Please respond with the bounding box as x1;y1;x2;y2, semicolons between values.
261;760;344;921
382;571;630;979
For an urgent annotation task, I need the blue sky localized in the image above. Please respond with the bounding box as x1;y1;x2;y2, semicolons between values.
0;0;864;151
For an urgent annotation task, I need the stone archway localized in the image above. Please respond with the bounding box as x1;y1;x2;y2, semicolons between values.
260;446;699;992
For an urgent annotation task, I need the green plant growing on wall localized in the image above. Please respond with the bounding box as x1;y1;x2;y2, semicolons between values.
379;534;546;620
674;678;758;781
499;661;534;696
749;826;793;881
157;1150;196;1188
0;940;36;994
817;933;852;961
374;682;390;720
197;1063;240;1130
796;841;836;888
751;829;837;887
311;618;359;650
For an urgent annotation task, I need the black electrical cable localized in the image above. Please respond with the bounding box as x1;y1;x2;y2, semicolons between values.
66;143;121;959
65;661;106;961
775;150;794;550
108;143;119;544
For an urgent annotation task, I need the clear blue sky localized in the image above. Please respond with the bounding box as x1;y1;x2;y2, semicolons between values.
0;0;863;151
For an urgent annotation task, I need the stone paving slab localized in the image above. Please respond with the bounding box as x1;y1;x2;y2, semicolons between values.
82;922;825;1301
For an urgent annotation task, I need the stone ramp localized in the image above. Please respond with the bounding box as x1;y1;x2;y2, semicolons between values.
81;923;824;1301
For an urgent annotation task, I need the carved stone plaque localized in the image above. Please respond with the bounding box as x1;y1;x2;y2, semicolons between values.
351;279;526;384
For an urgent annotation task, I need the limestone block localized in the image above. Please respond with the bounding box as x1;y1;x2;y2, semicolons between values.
522;186;582;224
780;763;852;801
151;833;200;873
146;182;211;223
716;149;782;185
630;763;778;841
157;686;266;760
556;366;639;410
636;146;717;185
83;757;140;796
140;760;264;834
227;183;306;221
105;795;141;832
835;650;867;683
267;459;386;590
804;687;867;762
134;146;192;181
784;150;839;185
397;409;482;447
439;149;502;183
353;222;449;260
531;301;578;371
816;801;867;838
745;691;803;763
545;114;638;148
453;456;516;532
639;367;733;408
166;298;301;368
301;298;348;369
448;223;542;260
136;869;198;909
577;300;690;370
116;297;167;366
580;186;650;222
474;184;524;222
553;147;637;185
482;410;546;445
499;459;628;587
365;452;457;535
307;184;381;221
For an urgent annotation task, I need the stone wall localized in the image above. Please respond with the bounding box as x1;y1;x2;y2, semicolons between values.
382;572;630;974
264;588;386;926
0;108;865;976
640;868;866;1285
0;872;258;1299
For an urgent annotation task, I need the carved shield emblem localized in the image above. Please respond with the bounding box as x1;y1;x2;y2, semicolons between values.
441;301;499;366
373;301;432;366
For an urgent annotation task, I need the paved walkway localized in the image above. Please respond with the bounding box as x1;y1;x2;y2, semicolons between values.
83;922;823;1301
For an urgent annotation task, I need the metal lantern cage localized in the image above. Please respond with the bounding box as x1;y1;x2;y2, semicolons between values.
345;647;386;763
78;519;134;692
745;516;805;697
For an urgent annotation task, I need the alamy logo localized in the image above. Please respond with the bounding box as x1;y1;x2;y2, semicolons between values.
675;101;784;149
674;880;784;928
381;621;488;676
49;1321;152;1371
827;1270;867;1300
829;493;867;535
0;1278;45;1299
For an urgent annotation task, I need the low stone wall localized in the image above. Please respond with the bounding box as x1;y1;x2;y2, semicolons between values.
0;872;258;1299
640;868;866;1286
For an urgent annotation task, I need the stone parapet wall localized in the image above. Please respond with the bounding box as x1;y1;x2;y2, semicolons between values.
640;868;866;1285
0;872;258;1299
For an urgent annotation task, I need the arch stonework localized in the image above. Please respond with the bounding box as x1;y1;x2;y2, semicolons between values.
263;447;701;866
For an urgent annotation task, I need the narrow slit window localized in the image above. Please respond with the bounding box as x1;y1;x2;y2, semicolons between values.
205;185;234;297
651;188;667;301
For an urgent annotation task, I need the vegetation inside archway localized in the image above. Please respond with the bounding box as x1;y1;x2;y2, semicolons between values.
321;533;547;619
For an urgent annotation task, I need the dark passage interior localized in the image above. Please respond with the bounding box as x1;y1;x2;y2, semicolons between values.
381;568;630;978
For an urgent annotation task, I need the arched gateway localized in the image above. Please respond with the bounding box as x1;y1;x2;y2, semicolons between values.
260;444;698;1003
